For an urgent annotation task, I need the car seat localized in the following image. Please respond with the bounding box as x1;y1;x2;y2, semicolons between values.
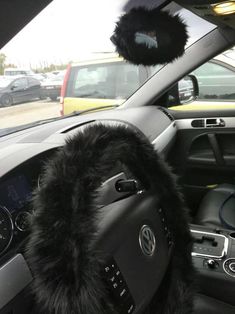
195;184;235;230
194;294;235;314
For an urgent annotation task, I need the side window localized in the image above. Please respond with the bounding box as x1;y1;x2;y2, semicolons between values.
191;61;235;100
28;77;39;86
70;61;141;100
74;66;108;90
12;78;28;90
115;63;140;99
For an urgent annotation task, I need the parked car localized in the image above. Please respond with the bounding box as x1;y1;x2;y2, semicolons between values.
60;54;150;115
40;71;65;101
0;76;41;107
192;54;235;100
30;73;47;82
4;68;35;76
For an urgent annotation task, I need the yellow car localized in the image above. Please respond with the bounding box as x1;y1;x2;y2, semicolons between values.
60;53;152;115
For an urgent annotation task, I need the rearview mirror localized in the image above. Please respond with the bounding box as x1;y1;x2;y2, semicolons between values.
111;8;188;66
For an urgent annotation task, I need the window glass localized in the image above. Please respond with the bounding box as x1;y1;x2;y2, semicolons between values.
71;61;140;99
28;77;39;85
192;60;235;100
169;47;235;110
0;0;222;131
12;78;28;89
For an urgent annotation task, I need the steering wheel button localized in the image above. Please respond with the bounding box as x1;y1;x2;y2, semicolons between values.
112;282;118;289
116;270;121;276
120;288;127;298
127;305;134;314
110;276;115;282
121;298;135;314
229;262;235;273
104;266;110;273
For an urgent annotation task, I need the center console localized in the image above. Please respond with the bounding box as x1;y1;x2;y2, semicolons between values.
190;224;235;305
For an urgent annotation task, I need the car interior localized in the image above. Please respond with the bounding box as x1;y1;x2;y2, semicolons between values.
1;0;235;313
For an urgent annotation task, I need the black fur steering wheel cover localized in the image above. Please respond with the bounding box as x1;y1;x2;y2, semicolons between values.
25;122;194;314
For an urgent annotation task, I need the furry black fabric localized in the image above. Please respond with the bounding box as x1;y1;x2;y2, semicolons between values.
25;122;194;314
111;8;188;66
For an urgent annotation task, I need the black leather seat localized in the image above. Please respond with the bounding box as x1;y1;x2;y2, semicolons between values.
194;294;235;314
195;184;235;230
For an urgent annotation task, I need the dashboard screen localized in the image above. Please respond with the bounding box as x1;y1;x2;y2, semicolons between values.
0;175;32;212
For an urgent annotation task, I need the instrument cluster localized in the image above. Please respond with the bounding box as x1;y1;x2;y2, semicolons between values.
0;174;33;255
0;148;57;257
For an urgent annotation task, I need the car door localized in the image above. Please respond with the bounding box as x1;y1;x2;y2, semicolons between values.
27;77;41;100
10;77;29;104
166;48;235;215
167;109;235;213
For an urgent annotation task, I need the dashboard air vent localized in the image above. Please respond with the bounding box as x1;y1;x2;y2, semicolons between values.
159;108;174;122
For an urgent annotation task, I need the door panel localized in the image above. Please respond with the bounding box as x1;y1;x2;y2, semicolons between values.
10;78;28;103
168;114;235;215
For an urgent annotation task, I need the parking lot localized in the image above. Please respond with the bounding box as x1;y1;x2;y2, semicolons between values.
0;99;60;129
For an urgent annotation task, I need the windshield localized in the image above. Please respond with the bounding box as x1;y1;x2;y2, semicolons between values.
67;61;140;99
0;0;217;133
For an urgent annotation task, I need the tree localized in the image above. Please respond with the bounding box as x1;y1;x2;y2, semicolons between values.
0;53;6;75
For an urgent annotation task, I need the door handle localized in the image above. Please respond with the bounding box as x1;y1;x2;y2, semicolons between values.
206;118;225;128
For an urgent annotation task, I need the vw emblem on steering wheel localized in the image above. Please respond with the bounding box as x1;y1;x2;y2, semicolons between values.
139;225;156;256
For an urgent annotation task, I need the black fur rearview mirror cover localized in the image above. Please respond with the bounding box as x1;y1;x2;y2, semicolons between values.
111;8;188;66
25;123;194;314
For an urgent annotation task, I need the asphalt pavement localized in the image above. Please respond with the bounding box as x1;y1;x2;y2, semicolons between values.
0;99;60;129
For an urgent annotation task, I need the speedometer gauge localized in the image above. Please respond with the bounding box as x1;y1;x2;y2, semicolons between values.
15;211;30;232
0;205;13;254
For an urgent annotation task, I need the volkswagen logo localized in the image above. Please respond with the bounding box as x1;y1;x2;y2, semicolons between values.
139;225;156;256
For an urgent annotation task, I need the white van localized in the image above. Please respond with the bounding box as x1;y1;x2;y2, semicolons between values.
4;68;35;76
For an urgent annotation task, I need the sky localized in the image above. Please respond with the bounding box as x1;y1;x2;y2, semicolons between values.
1;0;234;70
0;0;126;69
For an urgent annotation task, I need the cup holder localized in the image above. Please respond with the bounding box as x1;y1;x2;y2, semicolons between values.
230;232;235;239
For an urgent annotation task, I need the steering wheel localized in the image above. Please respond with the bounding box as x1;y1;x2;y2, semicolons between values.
25;121;194;314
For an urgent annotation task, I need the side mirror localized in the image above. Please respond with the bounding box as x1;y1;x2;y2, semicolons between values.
168;74;199;107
